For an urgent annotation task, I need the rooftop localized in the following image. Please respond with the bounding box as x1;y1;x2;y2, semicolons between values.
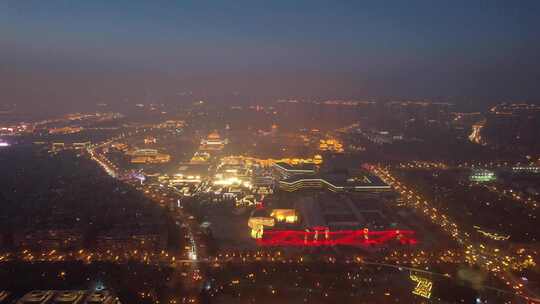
274;162;317;172
282;170;389;189
15;290;119;304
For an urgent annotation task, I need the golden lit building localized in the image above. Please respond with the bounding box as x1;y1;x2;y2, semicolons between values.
144;136;157;144
190;151;211;163
131;154;170;164
313;154;323;165
270;209;298;223
200;131;226;151
319;138;344;153
219;155;323;168
248;209;275;239
171;163;209;185
128;148;171;164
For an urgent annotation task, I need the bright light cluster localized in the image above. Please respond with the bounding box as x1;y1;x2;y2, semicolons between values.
257;229;417;247
410;274;433;299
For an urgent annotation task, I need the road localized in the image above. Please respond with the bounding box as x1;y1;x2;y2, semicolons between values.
369;165;540;303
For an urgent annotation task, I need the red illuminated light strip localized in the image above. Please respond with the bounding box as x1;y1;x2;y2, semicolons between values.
257;229;417;247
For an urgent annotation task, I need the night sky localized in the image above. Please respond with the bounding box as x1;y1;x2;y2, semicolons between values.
2;0;540;112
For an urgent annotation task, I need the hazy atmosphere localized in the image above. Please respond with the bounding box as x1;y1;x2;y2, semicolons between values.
2;0;540;113
2;2;540;304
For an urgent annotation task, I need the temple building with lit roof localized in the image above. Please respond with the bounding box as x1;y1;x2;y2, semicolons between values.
200;131;227;151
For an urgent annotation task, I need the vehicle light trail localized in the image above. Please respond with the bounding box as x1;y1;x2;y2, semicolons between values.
369;165;540;302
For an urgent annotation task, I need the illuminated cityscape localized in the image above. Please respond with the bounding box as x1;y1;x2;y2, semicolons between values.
2;1;540;304
2;99;539;303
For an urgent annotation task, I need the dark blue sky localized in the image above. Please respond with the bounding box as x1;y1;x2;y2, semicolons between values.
2;0;540;111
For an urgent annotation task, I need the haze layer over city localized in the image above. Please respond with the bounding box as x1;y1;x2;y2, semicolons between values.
1;1;540;303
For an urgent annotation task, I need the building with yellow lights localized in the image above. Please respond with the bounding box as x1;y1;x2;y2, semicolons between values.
171;163;209;185
144;136;157;144
190;151;211;163
131;154;170;164
319;138;344;153
410;273;433;299
200;131;227;151
213;163;252;188
248;209;275;239
270;209;298;223
128;149;171;164
219;155;323;168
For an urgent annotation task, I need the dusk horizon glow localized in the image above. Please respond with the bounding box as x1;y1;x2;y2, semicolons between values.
2;0;540;113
